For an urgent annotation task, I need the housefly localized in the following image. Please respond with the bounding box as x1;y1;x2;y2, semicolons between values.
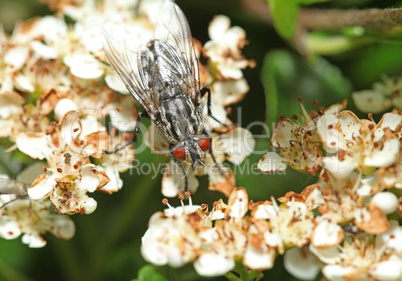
0;176;29;209
102;0;224;190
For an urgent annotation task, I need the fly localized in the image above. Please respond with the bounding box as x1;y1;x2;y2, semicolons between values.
102;0;225;190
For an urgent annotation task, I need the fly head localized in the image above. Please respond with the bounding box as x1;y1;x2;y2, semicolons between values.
171;135;211;170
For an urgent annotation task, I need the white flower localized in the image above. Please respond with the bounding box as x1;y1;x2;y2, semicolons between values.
371;192;398;214
204;15;251;79
284;247;320;280
352;76;402;113
311;235;402;281
194;252;235;277
0;197;75;248
317;110;402;178
141;212;201;268
66;54;104;80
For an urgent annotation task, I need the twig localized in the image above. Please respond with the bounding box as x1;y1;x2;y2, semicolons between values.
237;0;402;30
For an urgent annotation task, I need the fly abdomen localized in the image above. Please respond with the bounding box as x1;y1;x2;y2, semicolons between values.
159;90;203;143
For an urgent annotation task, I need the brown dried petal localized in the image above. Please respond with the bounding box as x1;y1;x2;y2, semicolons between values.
354;203;389;234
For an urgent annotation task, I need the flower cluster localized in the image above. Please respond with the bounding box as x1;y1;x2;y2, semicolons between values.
0;0;255;247
352;75;402;113
142;101;402;280
142;178;402;280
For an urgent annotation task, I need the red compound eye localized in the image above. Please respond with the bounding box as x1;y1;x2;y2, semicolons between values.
173;147;186;161
198;138;210;151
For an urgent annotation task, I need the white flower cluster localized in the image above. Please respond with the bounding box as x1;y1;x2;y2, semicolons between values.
0;0;157;246
142;100;402;279
0;0;255;247
254;100;402;280
352;75;402;114
142;175;402;280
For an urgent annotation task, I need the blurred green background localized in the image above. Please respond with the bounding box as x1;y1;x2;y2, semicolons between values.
1;0;402;280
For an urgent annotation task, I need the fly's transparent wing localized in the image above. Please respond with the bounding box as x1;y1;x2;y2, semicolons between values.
138;40;189;92
153;0;201;103
0;178;27;197
102;23;160;119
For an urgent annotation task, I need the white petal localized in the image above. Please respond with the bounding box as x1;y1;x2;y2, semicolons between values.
311;219;343;248
226;187;248;219
214;128;255;164
258;152;287;173
80;115;106;136
243;244;274;270
358;173;378;196
371;192;398;215
322;265;365;281
264;231;283;249
50;216;75;240
376;220;402;252
54;98;79;121
164;205;201;217
16;133;53;160
309;245;341;264
0;91;24;119
212;78;249;106
107;97;137;131
202;100;227;129
28;174;56;200
100;166;123;193
316;110;342;152
68;54;104;79
14;74;35;92
78;164;100;192
37;16;68;44
338;111;361;144
352;90;391;113
208;15;230;42
105;73;129;94
22;232;47;248
378;113;402;131
30;40;58;59
369;258;402;281
194;253;235;277
284;247;319;280
59;111;82;146
323;156;358;178
4;46;29;70
0;219;21;239
392;96;402;110
364;138;400;168
253;203;277;220
81;27;103;53
83;198;97;214
162;162;198;197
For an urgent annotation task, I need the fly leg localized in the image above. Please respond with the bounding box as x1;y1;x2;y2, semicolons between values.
200;86;230;128
104;111;146;154
0;196;21;210
170;145;188;192
203;129;225;175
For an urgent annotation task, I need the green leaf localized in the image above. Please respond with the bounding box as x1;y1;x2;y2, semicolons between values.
261;49;351;125
268;0;299;39
299;0;330;5
135;265;170;281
